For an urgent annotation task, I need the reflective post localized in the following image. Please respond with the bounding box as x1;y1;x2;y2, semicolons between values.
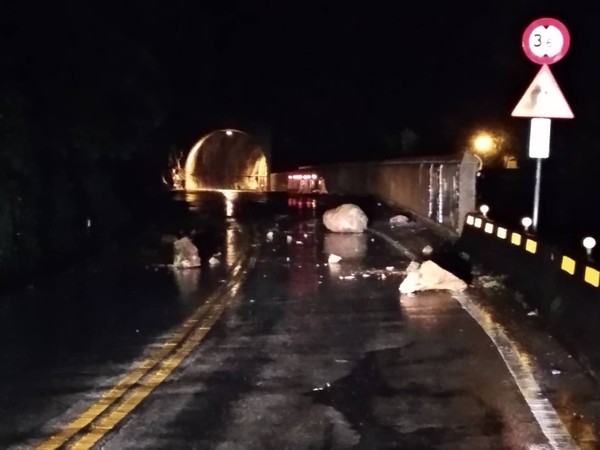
532;158;542;232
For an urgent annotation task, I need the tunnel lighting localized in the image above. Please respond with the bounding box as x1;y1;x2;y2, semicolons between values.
521;217;533;232
184;128;267;192
219;189;238;217
479;204;489;217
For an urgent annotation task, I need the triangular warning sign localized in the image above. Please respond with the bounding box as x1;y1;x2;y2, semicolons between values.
512;64;574;119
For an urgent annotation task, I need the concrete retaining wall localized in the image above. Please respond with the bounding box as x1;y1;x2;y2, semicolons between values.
456;213;600;376
271;152;479;233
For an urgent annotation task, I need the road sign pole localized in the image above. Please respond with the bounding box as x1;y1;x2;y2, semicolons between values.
532;158;542;231
528;117;551;231
513;18;573;232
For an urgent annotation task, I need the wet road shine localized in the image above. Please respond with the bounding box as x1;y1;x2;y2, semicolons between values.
35;249;257;450
1;192;599;449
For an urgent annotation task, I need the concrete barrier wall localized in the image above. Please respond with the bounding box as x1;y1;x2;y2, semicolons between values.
271;152;478;233
456;213;600;377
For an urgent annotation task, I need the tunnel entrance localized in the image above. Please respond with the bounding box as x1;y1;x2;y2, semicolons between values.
184;129;269;191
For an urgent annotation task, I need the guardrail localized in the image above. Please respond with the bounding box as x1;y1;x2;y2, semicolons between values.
271;151;479;234
463;214;600;289
457;213;600;377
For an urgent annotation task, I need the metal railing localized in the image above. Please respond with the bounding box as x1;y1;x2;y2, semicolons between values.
271;152;478;233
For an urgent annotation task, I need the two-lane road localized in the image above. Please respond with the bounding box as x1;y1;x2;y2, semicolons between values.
2;192;600;449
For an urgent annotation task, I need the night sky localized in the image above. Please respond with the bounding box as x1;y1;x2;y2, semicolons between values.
1;0;598;170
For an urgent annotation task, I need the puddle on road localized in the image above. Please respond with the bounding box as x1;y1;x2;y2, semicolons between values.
323;233;368;259
302;342;529;448
305;349;402;444
303;347;483;448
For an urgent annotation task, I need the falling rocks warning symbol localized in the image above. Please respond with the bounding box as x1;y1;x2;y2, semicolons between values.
512;64;574;119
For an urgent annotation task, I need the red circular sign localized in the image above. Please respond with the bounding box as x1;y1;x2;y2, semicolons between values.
522;18;570;64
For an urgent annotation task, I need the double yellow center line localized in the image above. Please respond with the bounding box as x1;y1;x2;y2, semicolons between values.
35;250;257;450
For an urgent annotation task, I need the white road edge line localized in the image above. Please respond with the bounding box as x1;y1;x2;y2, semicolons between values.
367;228;418;261
370;226;578;449
452;291;579;450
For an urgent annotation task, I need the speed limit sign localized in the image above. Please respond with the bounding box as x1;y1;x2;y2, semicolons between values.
522;18;570;65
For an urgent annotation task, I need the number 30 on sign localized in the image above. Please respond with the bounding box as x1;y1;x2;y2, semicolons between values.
522;18;570;65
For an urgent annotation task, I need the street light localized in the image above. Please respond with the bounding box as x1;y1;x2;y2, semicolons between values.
473;133;495;155
521;217;533;232
225;130;233;136
479;204;489;217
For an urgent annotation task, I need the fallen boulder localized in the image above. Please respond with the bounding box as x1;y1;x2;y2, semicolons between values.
323;204;368;233
399;260;467;294
173;236;201;268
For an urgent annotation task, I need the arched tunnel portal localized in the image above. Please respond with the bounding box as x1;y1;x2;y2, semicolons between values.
184;129;269;191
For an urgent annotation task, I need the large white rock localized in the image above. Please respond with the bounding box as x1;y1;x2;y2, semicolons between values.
322;204;368;233
173;236;201;268
399;260;467;294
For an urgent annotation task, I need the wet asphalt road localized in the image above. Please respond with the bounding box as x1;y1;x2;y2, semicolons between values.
2;191;600;449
